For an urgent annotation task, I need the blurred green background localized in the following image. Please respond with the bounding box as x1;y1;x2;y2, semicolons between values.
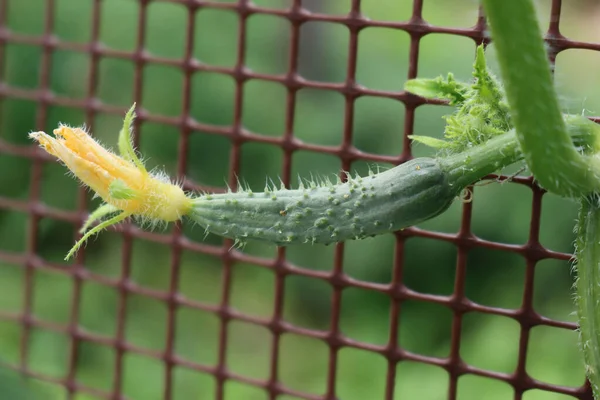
1;0;600;399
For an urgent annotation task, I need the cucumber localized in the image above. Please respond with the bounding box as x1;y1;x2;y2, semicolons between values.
190;158;457;245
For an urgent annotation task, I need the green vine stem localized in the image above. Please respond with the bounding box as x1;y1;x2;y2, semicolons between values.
481;0;600;198
575;197;600;398
481;0;600;397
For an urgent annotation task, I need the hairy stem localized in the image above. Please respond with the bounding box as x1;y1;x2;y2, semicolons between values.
443;115;600;190
575;197;600;398
481;0;600;197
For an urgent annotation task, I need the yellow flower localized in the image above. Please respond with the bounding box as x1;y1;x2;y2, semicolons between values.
29;104;192;260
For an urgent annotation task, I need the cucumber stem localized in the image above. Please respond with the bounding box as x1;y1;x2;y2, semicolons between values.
441;115;600;190
575;197;600;398
482;0;600;197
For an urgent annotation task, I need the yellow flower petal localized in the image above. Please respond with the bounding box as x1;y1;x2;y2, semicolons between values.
29;124;192;222
30;106;194;261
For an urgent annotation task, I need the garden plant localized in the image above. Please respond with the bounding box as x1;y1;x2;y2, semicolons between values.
26;0;600;398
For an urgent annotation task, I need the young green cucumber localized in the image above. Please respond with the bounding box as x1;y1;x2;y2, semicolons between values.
190;157;456;245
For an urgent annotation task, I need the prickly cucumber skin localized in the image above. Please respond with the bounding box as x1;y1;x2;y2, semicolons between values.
189;158;457;245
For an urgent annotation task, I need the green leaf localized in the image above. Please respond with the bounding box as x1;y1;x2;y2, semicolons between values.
404;74;468;106
408;135;449;149
118;103;147;173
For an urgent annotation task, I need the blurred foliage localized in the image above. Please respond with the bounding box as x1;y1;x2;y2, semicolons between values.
0;0;599;399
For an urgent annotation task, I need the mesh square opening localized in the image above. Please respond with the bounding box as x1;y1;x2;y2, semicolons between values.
55;0;92;43
356;28;410;92
27;328;70;378
294;88;344;147
304;0;351;16
238;141;284;190
50;50;90;99
122;352;165;399
175;307;219;367
0;263;23;314
278;332;328;396
0;153;31;199
129;239;176;293
0;98;37;145
464;247;525;310
74;340;115;392
456;374;514;400
417;34;475;81
533;258;575;323
343;230;395;284
97;58;136;107
246;13;292;75
395;361;449;399
99;0;139;52
6;0;45;36
361;1;412;22
410;102;453;151
190;72;237;126
340;287;391;346
539;191;579;254
79;281;119;337
226;320;271;380
522;389;579;400
526;325;584;387
141;64;185;118
470;181;533;245
0;210;28;253
224;380;268;400
124;292;168;352
31;267;73;324
337;347;387;400
146;2;188;60
177;250;223;306
186;131;232;190
172;367;216;400
246;14;290;75
137;121;181;178
283;274;331;332
402;236;457;296
230;262;275;319
252;0;292;9
422;0;480;28
297;21;348;83
555;2;600;43
242;80;286;137
352;96;405;156
397;299;452;358
194;8;239;68
0;319;22;365
3;43;42;90
290;150;342;189
460;312;520;374
40;160;80;211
